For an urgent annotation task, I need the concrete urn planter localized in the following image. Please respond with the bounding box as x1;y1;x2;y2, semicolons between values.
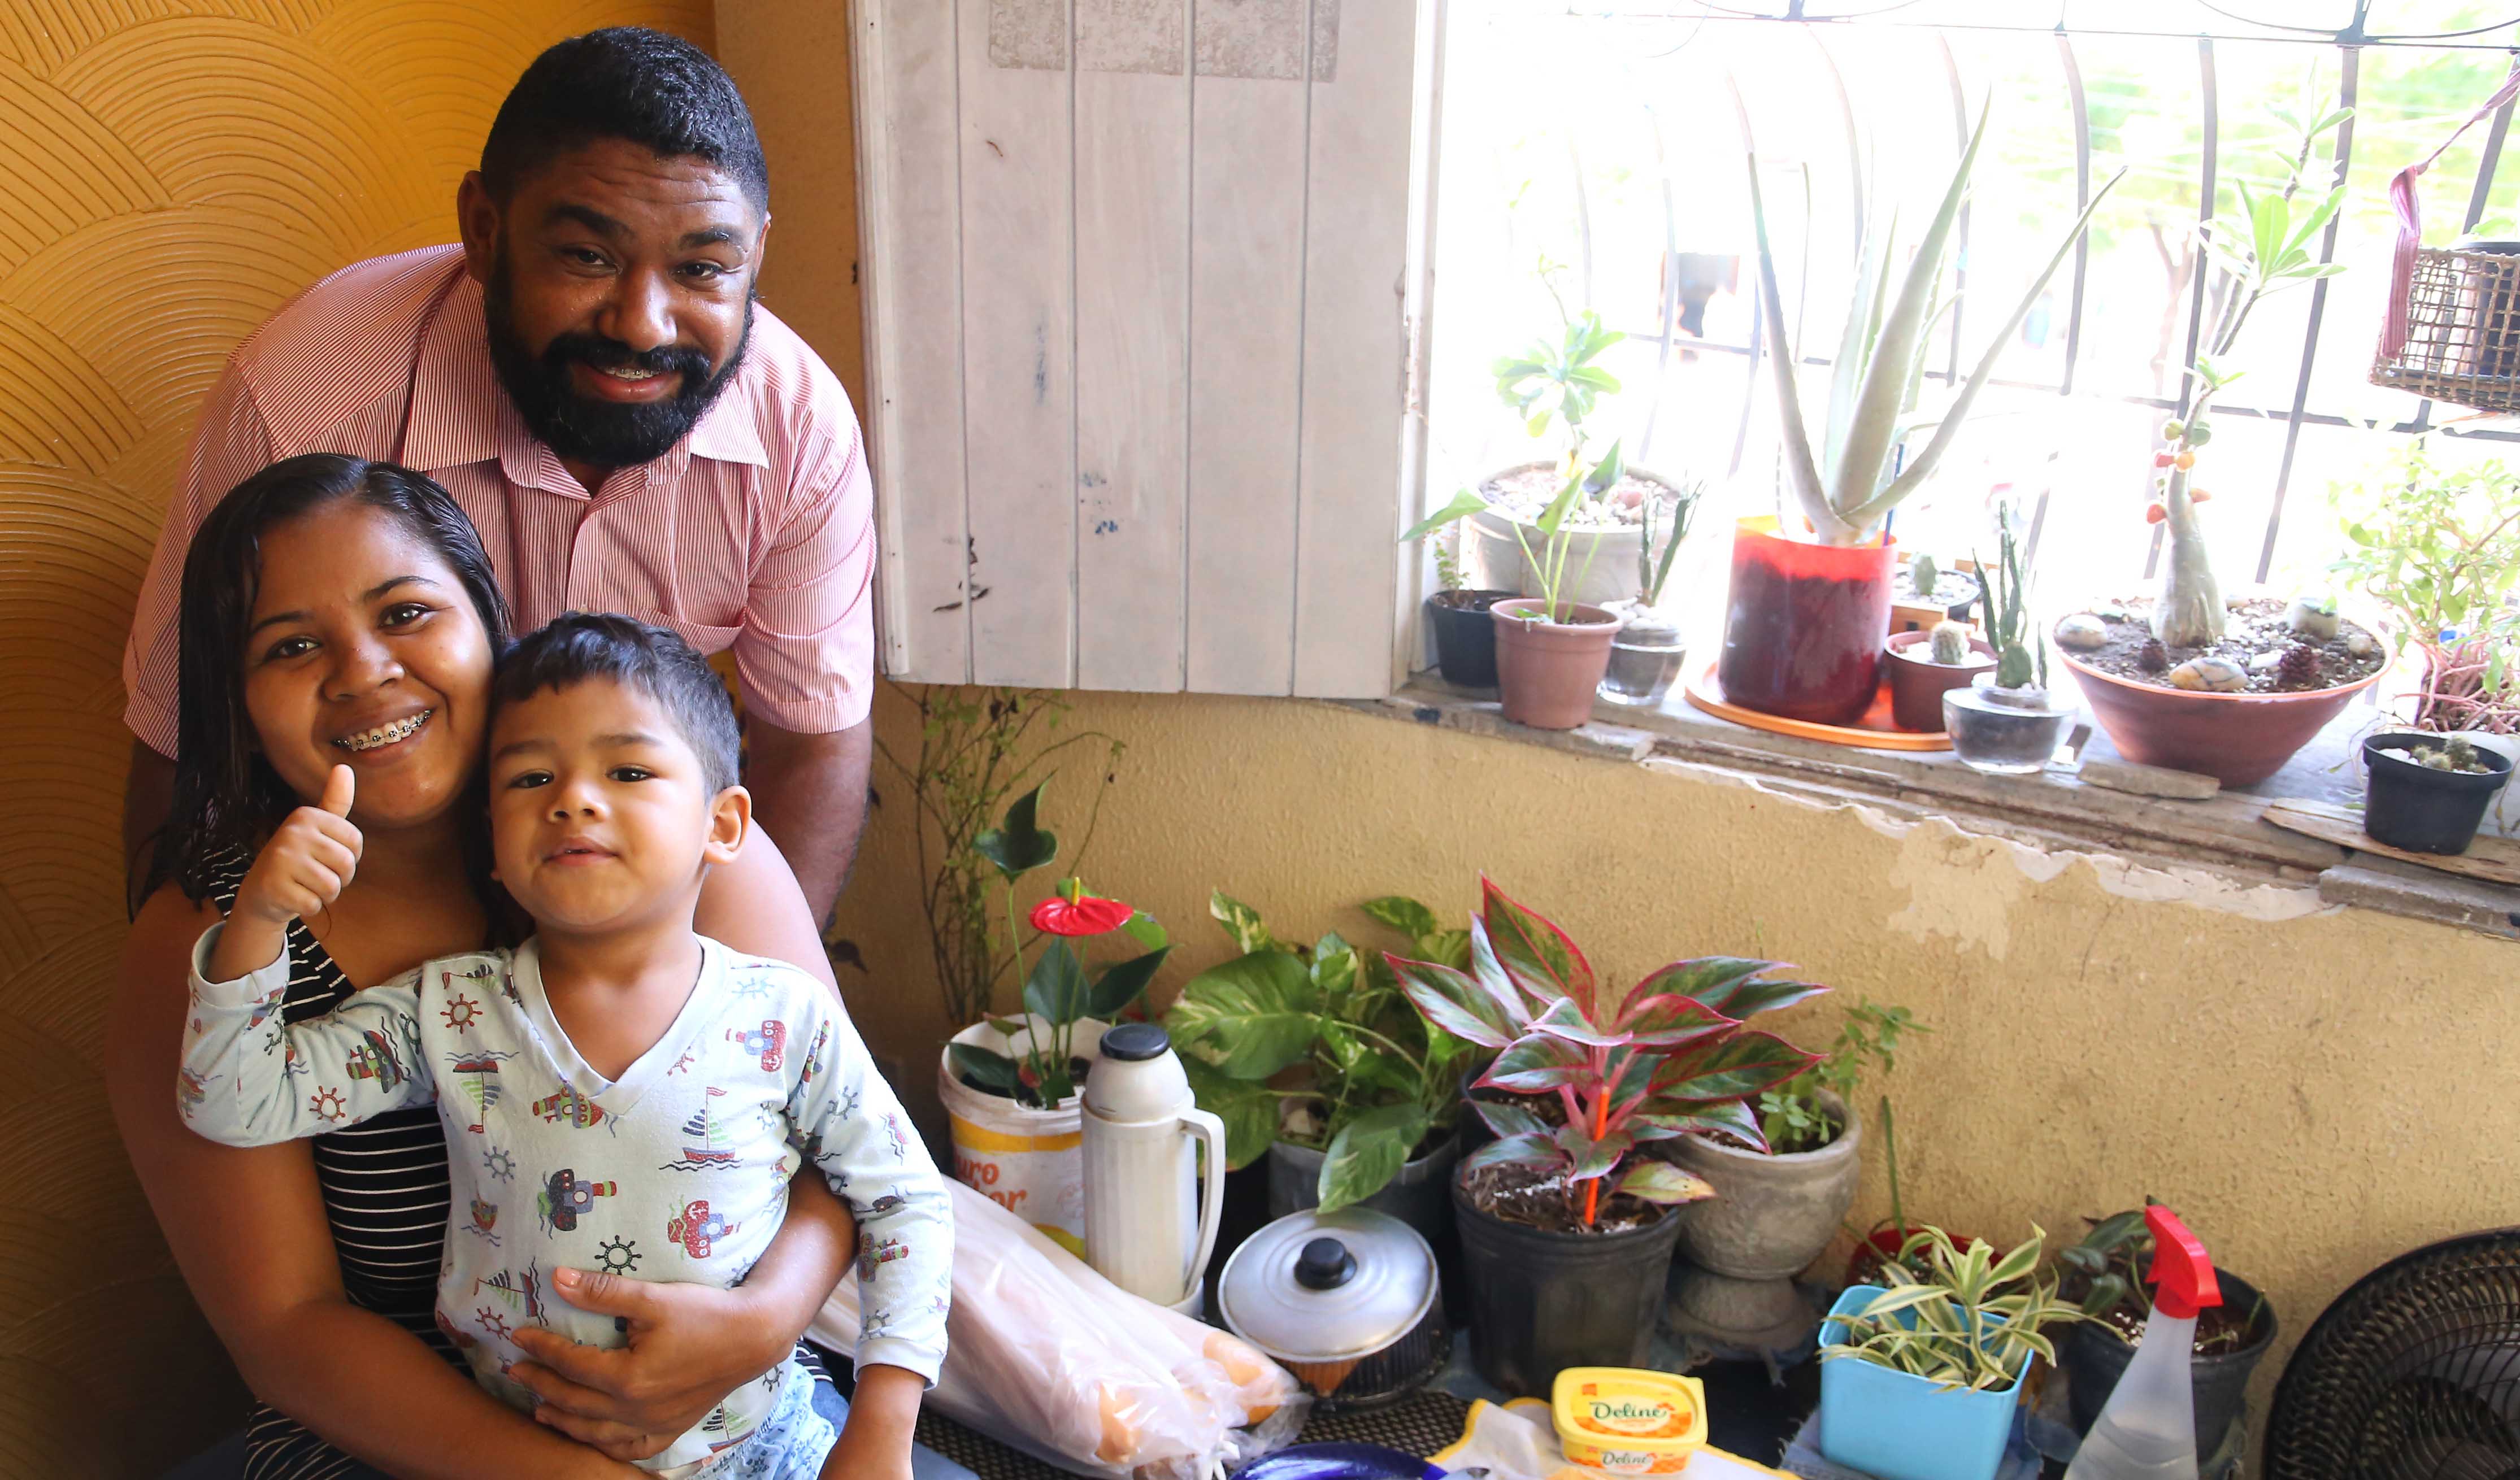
1663;1092;1862;1347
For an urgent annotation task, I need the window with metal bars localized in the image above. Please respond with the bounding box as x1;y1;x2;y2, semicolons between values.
1424;1;2520;638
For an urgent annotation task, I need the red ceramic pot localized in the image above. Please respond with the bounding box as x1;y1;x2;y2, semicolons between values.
1718;516;1897;726
1492;599;1619;730
1884;631;1997;733
2061;647;2387;788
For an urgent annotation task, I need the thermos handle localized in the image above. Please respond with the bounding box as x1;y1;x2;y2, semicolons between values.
1179;1107;1228;1309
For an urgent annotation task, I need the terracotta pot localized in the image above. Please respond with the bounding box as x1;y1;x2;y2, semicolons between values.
2061;646;2386;788
1492;599;1618;730
1883;632;1997;733
1718;516;1897;725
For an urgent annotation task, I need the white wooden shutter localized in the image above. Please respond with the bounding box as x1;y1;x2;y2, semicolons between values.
821;0;1433;695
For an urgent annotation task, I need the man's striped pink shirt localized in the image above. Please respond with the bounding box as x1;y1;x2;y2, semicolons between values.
122;244;876;756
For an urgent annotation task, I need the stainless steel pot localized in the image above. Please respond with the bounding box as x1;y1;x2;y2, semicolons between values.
1217;1208;1448;1411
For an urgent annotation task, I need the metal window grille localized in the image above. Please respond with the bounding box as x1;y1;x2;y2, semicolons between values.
1589;1;2520;584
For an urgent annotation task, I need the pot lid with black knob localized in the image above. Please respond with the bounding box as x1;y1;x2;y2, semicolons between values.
1218;1207;1437;1363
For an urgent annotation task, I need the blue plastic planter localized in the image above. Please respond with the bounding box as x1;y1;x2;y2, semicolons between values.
1818;1283;2028;1480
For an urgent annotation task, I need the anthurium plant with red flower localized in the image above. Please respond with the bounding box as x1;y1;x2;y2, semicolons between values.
949;780;1168;1107
1390;879;1823;1229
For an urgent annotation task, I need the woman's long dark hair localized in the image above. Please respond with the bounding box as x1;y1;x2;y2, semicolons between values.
148;455;514;905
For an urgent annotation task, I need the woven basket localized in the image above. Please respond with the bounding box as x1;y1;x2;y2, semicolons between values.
2373;67;2520;413
2369;241;2520;412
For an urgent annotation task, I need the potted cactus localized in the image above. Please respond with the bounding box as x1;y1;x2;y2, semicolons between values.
1598;480;1705;708
2057;99;2387;786
1943;508;2075;773
1731;105;2119;723
1389;879;1819;1394
1884;619;1997;733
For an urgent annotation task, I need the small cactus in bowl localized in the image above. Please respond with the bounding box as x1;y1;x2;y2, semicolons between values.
1928;620;1973;665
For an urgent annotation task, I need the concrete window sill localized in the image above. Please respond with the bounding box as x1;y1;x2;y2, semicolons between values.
1337;674;2520;942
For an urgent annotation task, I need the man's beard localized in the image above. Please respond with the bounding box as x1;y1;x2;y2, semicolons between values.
483;247;754;469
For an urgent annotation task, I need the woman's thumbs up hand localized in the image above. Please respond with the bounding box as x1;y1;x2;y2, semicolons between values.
233;763;366;931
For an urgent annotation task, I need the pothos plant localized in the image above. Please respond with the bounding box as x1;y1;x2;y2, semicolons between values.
1165;893;1478;1212
946;779;1168;1108
1389;879;1824;1229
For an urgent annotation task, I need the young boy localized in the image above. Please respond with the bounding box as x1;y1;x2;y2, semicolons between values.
179;613;949;1479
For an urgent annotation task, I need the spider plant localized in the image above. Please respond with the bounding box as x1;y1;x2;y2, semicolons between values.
1747;105;2123;547
1823;1224;2084;1392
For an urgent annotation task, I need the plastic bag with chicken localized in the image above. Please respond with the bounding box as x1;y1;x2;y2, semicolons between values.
811;1181;1309;1480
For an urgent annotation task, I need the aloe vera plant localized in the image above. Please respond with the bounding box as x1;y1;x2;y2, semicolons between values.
1748;107;2123;547
1824;1224;2084;1392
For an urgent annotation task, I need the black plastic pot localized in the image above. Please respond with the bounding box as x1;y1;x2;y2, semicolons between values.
2363;733;2513;855
1452;1173;1683;1396
1426;590;1514;689
2061;1269;2277;1457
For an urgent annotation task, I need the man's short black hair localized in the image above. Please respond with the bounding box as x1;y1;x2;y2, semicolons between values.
492;613;742;795
480;27;769;214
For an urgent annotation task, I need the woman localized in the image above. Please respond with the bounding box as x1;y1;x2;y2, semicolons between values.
107;455;859;1479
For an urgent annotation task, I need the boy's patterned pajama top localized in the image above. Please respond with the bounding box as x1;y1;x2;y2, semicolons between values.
180;928;952;1474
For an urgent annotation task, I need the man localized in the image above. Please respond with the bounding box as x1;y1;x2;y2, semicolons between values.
121;27;871;924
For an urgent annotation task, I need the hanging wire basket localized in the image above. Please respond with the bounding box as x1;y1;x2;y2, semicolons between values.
2369;240;2520;413
2370;68;2520;413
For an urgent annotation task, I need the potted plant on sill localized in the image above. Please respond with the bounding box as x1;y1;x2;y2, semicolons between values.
2331;440;2520;834
1465;280;1700;610
2361;732;2514;855
1662;999;1921;1348
1818;1224;2084;1480
1411;499;1516;690
2053;1203;2278;1468
1165;890;1476;1246
1735;103;2121;724
1407;447;1632;730
1943;507;2075;772
1891;551;1982;635
1390;878;1819;1394
2057;99;2386;787
1598;483;1704;709
939;780;1170;1254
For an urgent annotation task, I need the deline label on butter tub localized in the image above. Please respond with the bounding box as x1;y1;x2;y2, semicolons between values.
1551;1368;1707;1475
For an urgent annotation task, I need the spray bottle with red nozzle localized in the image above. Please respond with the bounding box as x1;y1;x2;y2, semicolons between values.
2062;1205;2221;1480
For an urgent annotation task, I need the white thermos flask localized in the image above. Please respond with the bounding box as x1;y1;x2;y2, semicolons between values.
1081;1023;1227;1312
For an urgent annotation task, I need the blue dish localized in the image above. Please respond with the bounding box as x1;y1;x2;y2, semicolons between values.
1232;1442;1449;1480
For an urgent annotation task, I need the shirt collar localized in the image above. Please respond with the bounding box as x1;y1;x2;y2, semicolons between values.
398;266;772;486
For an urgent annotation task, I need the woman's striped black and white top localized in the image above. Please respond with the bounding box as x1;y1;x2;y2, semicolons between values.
207;846;458;1479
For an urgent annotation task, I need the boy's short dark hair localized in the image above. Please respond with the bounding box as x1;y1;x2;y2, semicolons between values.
480;27;769;212
493;613;742;794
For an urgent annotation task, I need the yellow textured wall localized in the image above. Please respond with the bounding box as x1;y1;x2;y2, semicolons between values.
0;2;712;1473
827;686;2520;1435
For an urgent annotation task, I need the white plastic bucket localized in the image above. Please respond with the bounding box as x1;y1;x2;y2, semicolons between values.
939;1015;1110;1256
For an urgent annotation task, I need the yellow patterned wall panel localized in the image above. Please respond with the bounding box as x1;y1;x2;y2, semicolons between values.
0;1;714;1472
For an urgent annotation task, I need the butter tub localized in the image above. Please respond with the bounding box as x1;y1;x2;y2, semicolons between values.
1550;1367;1708;1475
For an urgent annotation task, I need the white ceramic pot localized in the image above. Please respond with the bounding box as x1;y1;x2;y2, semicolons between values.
1462;460;1695;610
